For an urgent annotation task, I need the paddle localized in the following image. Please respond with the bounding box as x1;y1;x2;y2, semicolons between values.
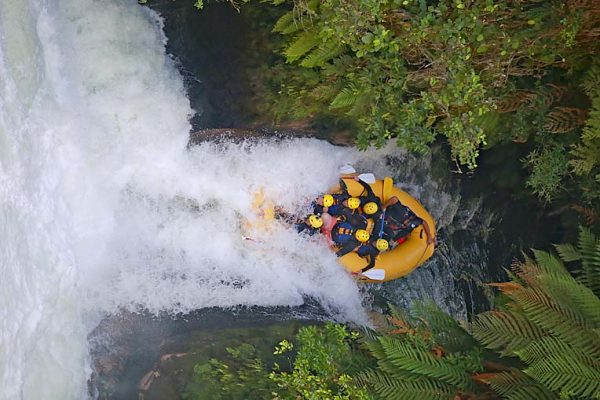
362;268;385;281
356;173;376;184
339;164;356;174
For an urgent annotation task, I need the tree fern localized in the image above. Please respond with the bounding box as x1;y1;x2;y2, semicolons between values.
535;273;600;327
473;311;546;356
330;85;360;110
570;93;600;175
300;41;345;68
375;337;475;390
555;226;600;297
284;30;320;63
581;62;600;97
511;287;600;358
576;226;600;296
356;369;456;400
412;301;478;353
516;337;600;370
525;353;600;398
529;250;571;277
272;11;300;35
483;369;557;400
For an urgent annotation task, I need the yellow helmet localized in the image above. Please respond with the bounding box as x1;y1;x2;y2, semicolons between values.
347;197;361;210
308;214;323;229
323;194;334;207
375;239;389;251
355;229;370;243
363;202;379;215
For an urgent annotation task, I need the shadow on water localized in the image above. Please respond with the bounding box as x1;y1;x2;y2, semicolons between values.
89;303;327;399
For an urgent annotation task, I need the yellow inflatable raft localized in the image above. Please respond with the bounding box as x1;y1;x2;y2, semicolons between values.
246;176;436;282
334;176;436;282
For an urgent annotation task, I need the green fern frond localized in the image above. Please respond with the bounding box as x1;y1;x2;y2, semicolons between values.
516;336;600;369
356;369;457;400
536;273;600;328
577;226;600;296
300;41;344;68
531;250;569;277
484;369;557;400
346;92;371;118
512;287;600;359
272;11;299;35
554;243;581;262
284;30;320;63
329;86;359;110
329;85;358;110
412;301;478;352
472;311;546;356
525;353;600;398
581;62;600;97
377;337;474;390
570;94;600;176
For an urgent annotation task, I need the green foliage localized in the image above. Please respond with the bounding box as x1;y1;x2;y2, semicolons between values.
473;237;600;399
524;144;569;202
183;343;278;399
241;0;600;171
483;368;556;400
269;323;372;399
569;65;600;205
555;226;600;298
186;323;371;400
354;302;486;400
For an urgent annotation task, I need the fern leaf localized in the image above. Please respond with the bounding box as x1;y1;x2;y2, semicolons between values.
472;311;546;356
569;93;600;175
516;336;600;368
577;226;600;296
356;369;457;400
512;287;600;358
377;337;474;390
581;62;600;97
284;30;320;63
543;107;588;133
495;90;537;113
536;273;600;328
531;250;569;277
554;243;581;262
483;369;557;400
525;353;600;398
412;301;478;352
329;86;358;110
272;11;298;35
300;41;344;68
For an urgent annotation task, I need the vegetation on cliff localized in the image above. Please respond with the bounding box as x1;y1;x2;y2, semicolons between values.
191;0;600;220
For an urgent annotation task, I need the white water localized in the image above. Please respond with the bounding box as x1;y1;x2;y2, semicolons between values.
0;1;392;398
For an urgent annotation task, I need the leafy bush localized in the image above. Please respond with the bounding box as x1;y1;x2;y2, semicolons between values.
254;0;599;170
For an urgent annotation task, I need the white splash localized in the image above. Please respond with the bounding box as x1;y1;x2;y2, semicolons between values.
0;1;379;398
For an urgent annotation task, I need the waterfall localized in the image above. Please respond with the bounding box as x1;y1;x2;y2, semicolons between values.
0;1;492;398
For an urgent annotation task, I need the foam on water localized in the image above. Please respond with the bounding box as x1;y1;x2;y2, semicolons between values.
0;1;381;398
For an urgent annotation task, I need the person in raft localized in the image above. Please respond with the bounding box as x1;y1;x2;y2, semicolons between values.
312;193;348;216
323;176;381;218
346;177;383;219
382;196;434;246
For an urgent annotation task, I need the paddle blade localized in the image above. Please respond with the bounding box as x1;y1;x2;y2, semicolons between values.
339;164;356;174
362;269;385;280
357;173;376;184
